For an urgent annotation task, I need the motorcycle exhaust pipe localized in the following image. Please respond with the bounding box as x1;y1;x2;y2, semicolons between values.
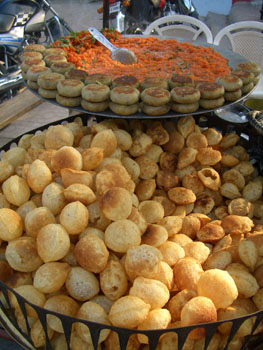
0;73;24;94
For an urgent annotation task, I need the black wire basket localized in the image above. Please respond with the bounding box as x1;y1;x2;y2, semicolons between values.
0;112;263;350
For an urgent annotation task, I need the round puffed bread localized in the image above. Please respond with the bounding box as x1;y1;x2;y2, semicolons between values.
44;54;67;67
82;83;110;102
56;93;81;107
20;51;43;62
197;82;225;99
140;77;169;90
169;74;194;89
236;61;261;77
216;74;243;92
27;80;39;90
171;101;199;114
112;75;139;89
21;59;45;72
140;102;170;116
224;89;242;102
57;79;84;97
24;44;45;53
38;87;57;99
65;69;88;81
232;69;255;85
85;74;112;87
171;86;200;104
50;61;75;74
241;82;254;94
27;66;51;81
109;102;139;115
110;86;140;105
199;96;225;109
141;87;171;106
37;72;65;90
81;99;109;112
43;48;66;57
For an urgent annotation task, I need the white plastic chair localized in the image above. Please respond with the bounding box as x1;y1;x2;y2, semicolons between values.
143;14;213;43
213;21;263;99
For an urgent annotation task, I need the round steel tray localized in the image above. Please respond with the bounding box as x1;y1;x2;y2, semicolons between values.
25;39;257;119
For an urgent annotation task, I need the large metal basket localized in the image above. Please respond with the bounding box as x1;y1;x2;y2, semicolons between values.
0;112;262;350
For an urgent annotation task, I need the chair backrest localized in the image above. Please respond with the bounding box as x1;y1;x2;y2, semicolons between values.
213;21;263;67
143;14;213;43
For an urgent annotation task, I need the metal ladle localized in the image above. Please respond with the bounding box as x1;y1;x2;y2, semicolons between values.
88;27;137;65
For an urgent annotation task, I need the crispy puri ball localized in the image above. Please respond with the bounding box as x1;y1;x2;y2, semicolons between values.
81;147;104;171
109;295;150;328
129;276;170;309
181;296;217;339
196;147;222;166
168;289;197;322
44;124;74;149
196;222;225;243
2;147;26;167
113;129;133;151
220;133;240;150
173;257;203;291
60;201;89;235
156;170;179;191
0;208;23;241
66;266;99;301
75;301;110;345
183;241;210;264
90;129;117;158
179;215;201;240
0;160;14;183
122;157;140;182
177;147;198;169
51;146;82;174
36;223;70;262
168;187;196;205
74;234;109;273
141;224;168;247
221;215;254;235
30;318;54;349
228;198;253;217
100;259;128;301
25;206;56;238
159;152;177;172
26;159;52;193
87;201;111;231
146;121;169;146
64;183;96;206
138;200;164;224
42;182;67;216
33;262;70;293
45;295;79;333
125;244;162;281
2;175;30;206
105;219;141;253
95;163;132;196
128;207;148;234
203;250;232;271
129;132;152;157
159;216;183;237
135;178;155;201
10;285;46;317
135;155;159;179
226;264;259;298
154;260;173;290
242;181;262;202
60;168;93;188
182;174;204;195
5;236;43;272
197;168;221;191
99;187;132;221
193;193;215;215
197;269;238;309
163;130;185;154
186;132;208;150
137;308;171;344
159;241;185;266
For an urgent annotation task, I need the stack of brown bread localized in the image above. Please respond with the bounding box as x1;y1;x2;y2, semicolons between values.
171;86;201;113
196;82;225;110
216;74;243;102
236;62;261;94
81;83;110;112
140;87;171;115
109;86;140;115
37;72;65;99
56;79;84;107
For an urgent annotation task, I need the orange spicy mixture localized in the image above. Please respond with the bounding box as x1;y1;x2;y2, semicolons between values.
51;29;231;82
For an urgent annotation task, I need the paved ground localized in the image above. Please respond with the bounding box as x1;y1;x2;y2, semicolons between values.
0;1;262;349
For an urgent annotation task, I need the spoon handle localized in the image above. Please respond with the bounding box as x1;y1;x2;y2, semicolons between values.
88;27;117;53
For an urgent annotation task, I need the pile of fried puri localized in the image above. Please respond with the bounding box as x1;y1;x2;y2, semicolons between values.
20;44;261;116
0;115;263;350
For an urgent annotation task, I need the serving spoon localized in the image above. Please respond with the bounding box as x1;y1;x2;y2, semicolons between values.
88;27;137;65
